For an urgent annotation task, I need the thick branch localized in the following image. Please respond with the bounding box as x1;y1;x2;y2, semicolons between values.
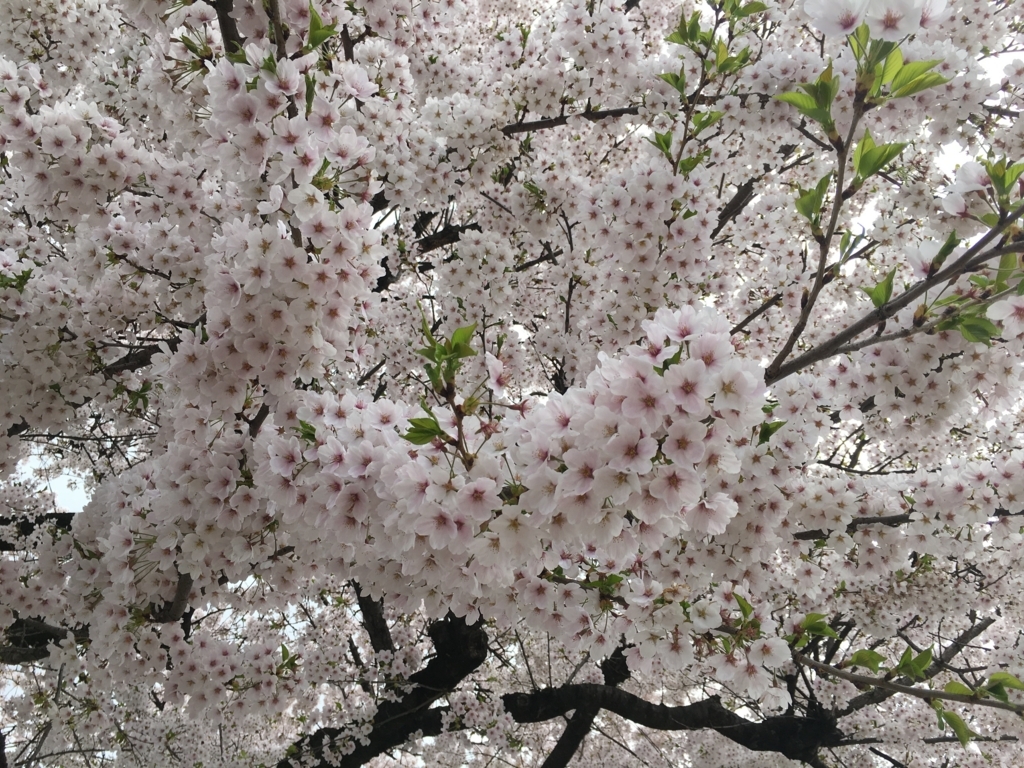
416;222;482;254
1;619;89;665
278;614;488;768
712;178;757;238
501;107;640;137
541;646;633;768
283;680;842;768
0;512;75;552
148;572;194;624
503;685;843;763
213;0;243;52
102;339;180;376
352;582;394;654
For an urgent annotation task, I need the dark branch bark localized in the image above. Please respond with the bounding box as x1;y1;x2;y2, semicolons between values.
416;222;482;255
502;685;843;762
540;645;633;768
0;619;89;665
0;512;75;552
352;582;394;654
712;178;756;238
213;0;244;52
279;613;847;768
148;572;194;624
278;614;488;768
793;513;913;541
541;704;600;768
102;339;179;376
501;107;640;137
2;573;194;665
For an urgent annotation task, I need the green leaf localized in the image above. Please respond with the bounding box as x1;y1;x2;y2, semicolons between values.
944;681;974;696
911;647;933;678
0;267;32;292
800;614;839;638
1006;161;1024;191
959;315;998;345
804;621;839;639
308;24;338;49
449;323;477;351
890;59;943;92
734;593;754;619
983;682;1009;702
692;110;724;136
931;230;959;273
403;416;447;445
895;647;914;675
848;649;886;673
305;73;316;116
308;1;323;33
853;130;907;180
775;91;818;113
878;47;903;87
848;23;870;61
852;129;876;179
996;251;1018;293
649;130;674;160
939;710;977;747
895;647;933;680
795;172;833;226
987;671;1024;691
861;268;896;308
758;420;787;445
735;1;768;17
295;420;317;443
889;71;949;98
658;71;687;96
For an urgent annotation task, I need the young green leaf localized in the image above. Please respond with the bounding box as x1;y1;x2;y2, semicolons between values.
847;649;886;673
734;593;754;619
958;315;998;345
403;416;448;445
757;420;787;445
861;268;896;308
853;130;907;181
890;59;943;92
939;710;977;747
987;671;1024;691
890;71;949;99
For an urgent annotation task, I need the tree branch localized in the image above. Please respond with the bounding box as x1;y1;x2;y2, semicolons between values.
213;0;243;53
767;201;1024;384
0;512;75;552
0;619;89;665
793;513;913;541
839;617;997;716
797;650;1024;714
501;107;640;137
352;582;394;654
540;645;633;768
278;614;488;768
148;572;194;624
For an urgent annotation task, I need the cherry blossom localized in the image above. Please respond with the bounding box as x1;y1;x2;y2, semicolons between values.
1;0;1023;766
